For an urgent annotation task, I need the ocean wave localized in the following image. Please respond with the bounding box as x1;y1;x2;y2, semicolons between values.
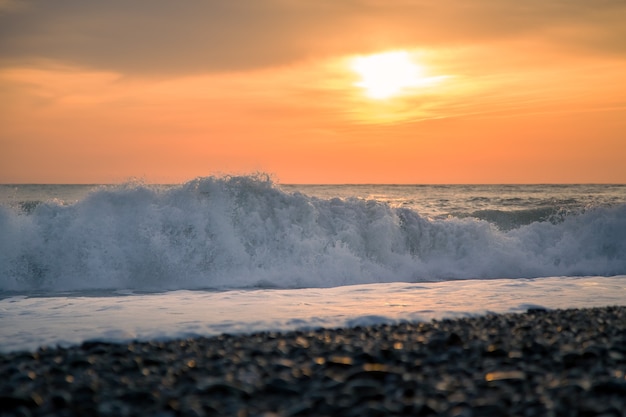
1;175;625;291
456;207;578;230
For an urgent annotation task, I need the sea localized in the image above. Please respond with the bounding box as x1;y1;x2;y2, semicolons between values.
1;176;625;353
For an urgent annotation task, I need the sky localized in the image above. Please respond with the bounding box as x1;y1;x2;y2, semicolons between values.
1;0;625;184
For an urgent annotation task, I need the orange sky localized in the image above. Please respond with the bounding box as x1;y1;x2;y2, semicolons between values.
1;0;625;184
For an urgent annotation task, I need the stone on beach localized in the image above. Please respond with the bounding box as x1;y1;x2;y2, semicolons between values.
1;306;625;416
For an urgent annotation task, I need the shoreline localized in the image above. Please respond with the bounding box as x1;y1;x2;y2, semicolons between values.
2;306;625;416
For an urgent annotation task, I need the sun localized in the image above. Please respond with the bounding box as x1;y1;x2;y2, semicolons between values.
351;51;426;99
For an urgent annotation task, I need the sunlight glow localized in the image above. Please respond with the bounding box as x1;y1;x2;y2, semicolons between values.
351;51;426;99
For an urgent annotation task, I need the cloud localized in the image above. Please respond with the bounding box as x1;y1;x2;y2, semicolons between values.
0;0;624;75
0;1;351;74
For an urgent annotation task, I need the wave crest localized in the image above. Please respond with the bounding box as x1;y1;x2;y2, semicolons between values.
1;175;625;291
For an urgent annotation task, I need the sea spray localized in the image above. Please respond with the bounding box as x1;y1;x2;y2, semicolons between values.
1;175;625;291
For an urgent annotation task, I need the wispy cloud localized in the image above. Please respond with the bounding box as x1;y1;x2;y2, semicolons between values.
1;0;624;75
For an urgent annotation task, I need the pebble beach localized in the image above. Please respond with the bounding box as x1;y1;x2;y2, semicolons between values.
2;306;625;416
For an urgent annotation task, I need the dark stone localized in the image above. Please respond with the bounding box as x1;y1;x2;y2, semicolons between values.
119;390;155;404
415;403;439;416
283;401;314;416
196;380;252;399
345;368;397;382
69;357;92;368
80;340;116;352
49;391;71;409
1;306;624;416
562;352;583;368
0;395;38;410
522;341;550;356
4;406;33;417
591;380;626;396
343;378;384;399
483;347;508;358
426;331;452;350
446;332;463;347
141;356;164;367
472;403;507;416
346;403;389;417
263;377;301;396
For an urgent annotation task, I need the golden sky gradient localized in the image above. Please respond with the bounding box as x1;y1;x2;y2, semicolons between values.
1;0;625;183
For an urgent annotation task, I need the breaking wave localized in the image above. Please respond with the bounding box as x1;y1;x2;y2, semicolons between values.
1;175;625;291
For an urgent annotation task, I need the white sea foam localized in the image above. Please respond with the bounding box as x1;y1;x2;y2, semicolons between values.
1;176;625;291
1;276;624;353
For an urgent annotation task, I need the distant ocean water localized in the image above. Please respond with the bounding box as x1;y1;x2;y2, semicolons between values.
1;176;625;351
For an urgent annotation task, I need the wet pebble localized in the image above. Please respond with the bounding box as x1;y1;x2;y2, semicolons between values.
1;306;625;416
